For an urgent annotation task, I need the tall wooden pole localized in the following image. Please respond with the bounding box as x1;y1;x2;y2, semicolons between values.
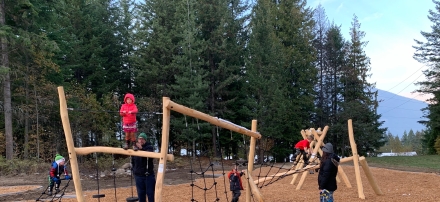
58;86;85;202
348;119;365;199
246;120;258;202
155;97;171;202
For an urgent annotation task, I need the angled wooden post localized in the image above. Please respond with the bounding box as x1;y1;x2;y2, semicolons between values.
359;157;383;195
348;119;365;199
58;86;85;202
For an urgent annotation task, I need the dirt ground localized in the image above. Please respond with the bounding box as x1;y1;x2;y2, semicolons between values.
1;160;440;202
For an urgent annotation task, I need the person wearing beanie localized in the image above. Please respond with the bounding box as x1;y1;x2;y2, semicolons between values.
318;143;340;202
291;134;315;166
120;93;139;150
48;154;71;196
132;133;155;202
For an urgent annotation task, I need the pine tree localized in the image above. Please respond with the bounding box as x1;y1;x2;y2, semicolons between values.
134;0;180;99
312;4;330;127
1;0;63;159
245;0;284;162
57;0;123;98
413;0;440;155
246;0;316;161
322;24;347;148
191;0;250;157
338;15;386;156
170;0;210;157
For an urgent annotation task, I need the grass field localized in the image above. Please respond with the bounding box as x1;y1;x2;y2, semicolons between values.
362;155;440;173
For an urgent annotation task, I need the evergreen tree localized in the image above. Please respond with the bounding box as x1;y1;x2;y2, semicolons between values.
246;0;316;161
338;15;386;156
0;0;63;159
245;0;284;162
170;0;209;157
413;0;440;155
401;131;409;146
59;0;123;98
192;0;250;157
134;0;180;99
112;0;137;95
322;24;347;148
312;4;330;127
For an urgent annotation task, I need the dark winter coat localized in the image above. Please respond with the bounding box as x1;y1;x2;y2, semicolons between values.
318;153;340;191
49;162;68;178
228;170;244;191
132;142;155;176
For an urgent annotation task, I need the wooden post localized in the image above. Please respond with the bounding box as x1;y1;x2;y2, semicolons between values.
57;86;85;202
295;169;309;190
300;130;307;139
337;165;352;188
155;97;171;202
359;157;383;195
348;119;365;199
246;120;258;202
243;170;264;202
290;162;302;185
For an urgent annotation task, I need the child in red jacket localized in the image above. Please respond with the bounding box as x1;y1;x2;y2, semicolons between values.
291;134;315;165
228;165;244;202
120;93;139;150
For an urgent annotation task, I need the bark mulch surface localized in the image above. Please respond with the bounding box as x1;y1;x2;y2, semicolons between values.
1;161;439;202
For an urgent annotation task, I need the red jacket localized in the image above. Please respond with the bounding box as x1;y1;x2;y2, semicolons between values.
120;93;138;124
294;139;310;150
228;169;244;190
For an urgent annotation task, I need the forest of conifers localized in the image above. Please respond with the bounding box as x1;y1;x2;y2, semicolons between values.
0;0;438;162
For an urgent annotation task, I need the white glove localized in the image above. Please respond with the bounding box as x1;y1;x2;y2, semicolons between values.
311;153;316;158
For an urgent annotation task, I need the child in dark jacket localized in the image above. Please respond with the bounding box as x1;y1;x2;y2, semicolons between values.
120;93;139;150
228;166;244;202
318;143;340;202
48;154;71;196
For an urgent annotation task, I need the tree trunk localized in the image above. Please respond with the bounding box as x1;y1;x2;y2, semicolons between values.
34;86;39;159
0;0;12;160
24;62;29;159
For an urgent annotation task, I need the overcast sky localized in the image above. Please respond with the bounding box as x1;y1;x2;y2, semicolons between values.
308;0;435;101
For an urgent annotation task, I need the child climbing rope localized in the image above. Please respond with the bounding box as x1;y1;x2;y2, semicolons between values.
48;154;71;196
228;165;244;202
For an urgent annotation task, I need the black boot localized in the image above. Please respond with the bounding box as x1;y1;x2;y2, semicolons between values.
48;186;53;196
123;140;130;150
132;141;138;151
55;184;60;194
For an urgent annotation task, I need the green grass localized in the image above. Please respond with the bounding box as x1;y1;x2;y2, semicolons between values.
363;155;440;173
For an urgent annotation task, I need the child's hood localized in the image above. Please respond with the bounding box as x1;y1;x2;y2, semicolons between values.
124;93;135;103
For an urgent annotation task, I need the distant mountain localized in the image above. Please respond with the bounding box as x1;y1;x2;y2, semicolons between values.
377;89;427;137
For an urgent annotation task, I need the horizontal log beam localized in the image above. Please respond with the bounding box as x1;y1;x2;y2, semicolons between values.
74;146;174;161
165;99;261;139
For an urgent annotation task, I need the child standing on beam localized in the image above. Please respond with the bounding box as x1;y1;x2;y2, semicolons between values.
120;93;139;150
